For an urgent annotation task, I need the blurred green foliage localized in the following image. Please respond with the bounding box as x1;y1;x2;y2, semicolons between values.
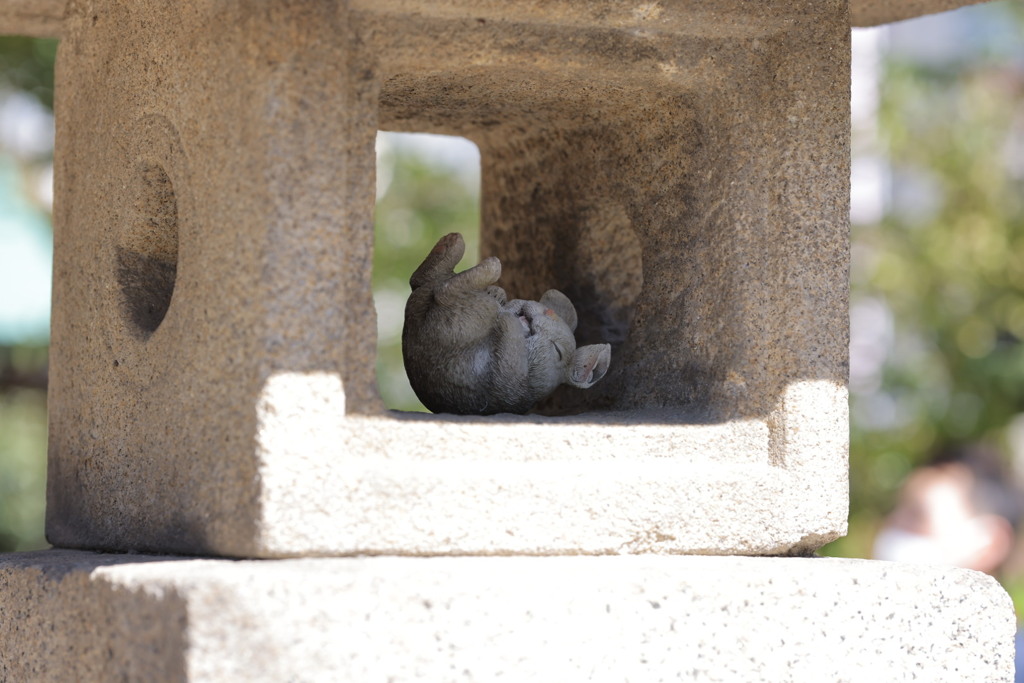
373;136;480;411
0;385;47;551
0;36;54;553
825;6;1024;568
0;36;56;111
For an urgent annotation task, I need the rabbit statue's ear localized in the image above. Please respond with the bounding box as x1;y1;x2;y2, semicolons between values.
539;289;578;331
568;344;611;388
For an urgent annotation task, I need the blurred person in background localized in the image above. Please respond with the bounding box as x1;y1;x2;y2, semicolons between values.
873;443;1022;574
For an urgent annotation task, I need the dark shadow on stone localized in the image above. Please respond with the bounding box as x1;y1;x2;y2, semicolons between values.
116;247;177;339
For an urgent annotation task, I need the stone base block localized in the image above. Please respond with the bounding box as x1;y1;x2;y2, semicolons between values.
1;550;1014;682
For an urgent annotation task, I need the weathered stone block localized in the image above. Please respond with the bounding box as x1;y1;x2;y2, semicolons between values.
851;0;993;26
0;550;1015;682
0;0;64;38
47;0;849;558
0;0;1001;39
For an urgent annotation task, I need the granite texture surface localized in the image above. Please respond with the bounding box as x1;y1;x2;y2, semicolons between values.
851;0;992;26
1;550;1015;682
0;0;1000;38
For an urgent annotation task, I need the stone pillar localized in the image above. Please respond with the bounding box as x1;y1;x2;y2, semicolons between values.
0;0;1015;680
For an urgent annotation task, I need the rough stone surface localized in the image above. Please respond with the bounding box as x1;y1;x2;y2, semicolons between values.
851;0;993;26
0;0;64;38
45;0;851;558
0;550;1015;682
0;0;1001;39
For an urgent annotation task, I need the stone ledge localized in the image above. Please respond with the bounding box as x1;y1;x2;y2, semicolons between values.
1;550;1014;682
48;382;848;559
